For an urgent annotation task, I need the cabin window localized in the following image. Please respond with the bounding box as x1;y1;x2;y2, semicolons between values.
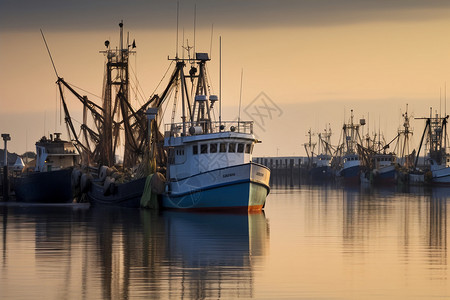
228;143;236;153
210;143;218;153
193;145;198;155
220;143;227;153
245;144;251;154
237;143;245;153
201;144;208;154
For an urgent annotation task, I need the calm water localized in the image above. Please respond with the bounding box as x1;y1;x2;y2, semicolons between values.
0;184;449;299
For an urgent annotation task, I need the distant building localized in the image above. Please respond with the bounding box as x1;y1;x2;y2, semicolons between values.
253;156;308;169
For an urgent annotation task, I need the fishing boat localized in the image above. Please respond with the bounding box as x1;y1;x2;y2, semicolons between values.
52;22;165;207
415;110;450;185
335;110;364;184
359;149;397;185
14;133;79;203
158;52;270;212
309;126;334;181
358;127;399;185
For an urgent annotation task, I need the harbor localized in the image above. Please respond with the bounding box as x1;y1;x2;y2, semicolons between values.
2;2;450;299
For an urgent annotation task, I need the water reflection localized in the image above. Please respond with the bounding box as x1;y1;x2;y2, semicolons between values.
2;185;449;299
0;204;269;299
339;185;448;281
162;211;269;299
429;188;448;271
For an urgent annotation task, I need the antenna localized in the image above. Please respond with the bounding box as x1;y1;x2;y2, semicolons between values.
193;4;196;56
26;128;28;165
176;1;179;58
238;68;244;127
44;111;46;137
119;21;123;51
219;36;222;129
209;23;214;58
40;29;59;78
55;86;57;133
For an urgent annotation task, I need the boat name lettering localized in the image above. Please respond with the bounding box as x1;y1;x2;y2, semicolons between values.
223;173;236;178
256;172;264;177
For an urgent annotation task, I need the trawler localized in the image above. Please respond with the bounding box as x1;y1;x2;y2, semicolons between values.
52;22;164;207
334;110;364;184
158;53;271;212
310;127;334;181
415;110;450;185
14;133;79;203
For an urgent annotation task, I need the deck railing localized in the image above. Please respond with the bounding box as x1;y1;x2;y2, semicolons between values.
164;121;254;138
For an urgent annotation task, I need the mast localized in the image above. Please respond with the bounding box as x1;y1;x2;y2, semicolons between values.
99;21;136;168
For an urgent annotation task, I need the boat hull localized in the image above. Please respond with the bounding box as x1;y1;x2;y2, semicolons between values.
87;177;147;208
431;166;450;185
162;163;270;212
409;172;425;185
309;166;334;181
14;168;73;203
373;165;397;185
338;164;360;184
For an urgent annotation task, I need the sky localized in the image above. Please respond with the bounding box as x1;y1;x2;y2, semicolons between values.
1;1;450;157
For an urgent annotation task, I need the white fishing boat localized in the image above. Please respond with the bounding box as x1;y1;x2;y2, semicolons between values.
162;120;270;211
415;110;450;185
158;53;270;212
335;110;364;184
429;158;450;184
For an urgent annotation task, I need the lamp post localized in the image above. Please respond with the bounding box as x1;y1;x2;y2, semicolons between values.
2;134;11;201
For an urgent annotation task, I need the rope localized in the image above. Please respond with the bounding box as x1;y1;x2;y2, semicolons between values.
65;81;102;100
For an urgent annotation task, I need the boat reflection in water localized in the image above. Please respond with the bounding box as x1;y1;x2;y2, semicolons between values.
0;204;269;299
0;203;270;299
89;209;270;299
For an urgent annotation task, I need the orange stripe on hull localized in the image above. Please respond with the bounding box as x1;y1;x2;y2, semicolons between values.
248;205;264;213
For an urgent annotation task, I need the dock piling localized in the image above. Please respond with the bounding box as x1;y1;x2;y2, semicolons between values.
2;134;11;201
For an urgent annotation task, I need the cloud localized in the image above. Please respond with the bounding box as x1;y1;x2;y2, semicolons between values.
1;0;450;32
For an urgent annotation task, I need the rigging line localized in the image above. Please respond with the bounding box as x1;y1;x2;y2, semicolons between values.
128;74;146;107
130;74;146;106
149;61;175;100
65;81;102;100
40;29;59;78
64;115;84;139
128;64;146;106
204;65;215;94
158;89;174;128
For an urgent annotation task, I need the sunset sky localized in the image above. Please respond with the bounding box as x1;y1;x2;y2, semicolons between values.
1;1;450;156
